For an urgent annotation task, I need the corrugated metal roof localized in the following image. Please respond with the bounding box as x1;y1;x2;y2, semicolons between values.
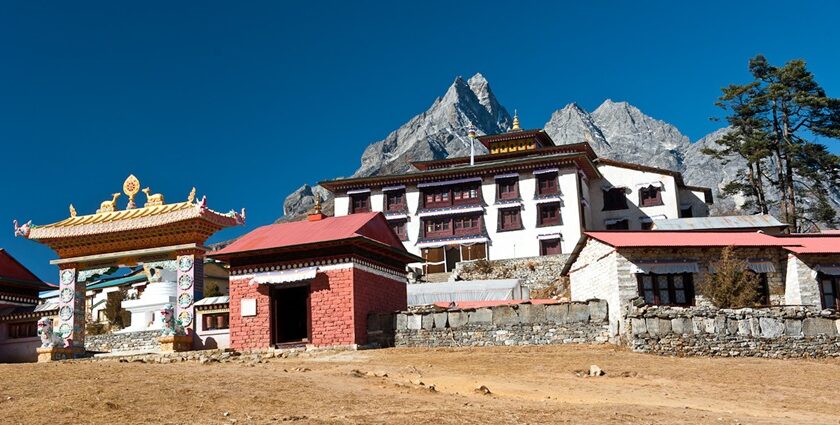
586;231;791;248
86;271;147;290
653;215;787;231
211;212;406;256
781;237;840;254
194;296;230;306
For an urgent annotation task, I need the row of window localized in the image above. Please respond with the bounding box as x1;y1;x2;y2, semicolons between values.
638;272;772;307
602;185;663;211
386;202;564;241
348;172;561;214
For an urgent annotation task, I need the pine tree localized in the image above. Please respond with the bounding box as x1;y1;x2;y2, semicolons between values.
707;55;840;231
699;246;762;308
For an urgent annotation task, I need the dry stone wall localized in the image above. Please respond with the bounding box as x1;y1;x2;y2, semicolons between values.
452;255;570;291
626;305;840;358
368;300;610;348
85;330;161;353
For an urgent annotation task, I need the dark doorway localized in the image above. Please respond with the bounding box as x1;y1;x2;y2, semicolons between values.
270;284;310;346
445;245;460;272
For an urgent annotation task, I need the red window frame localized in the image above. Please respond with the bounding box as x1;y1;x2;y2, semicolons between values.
496;177;519;201
385;189;406;212
637;273;695;306
537;202;561;227
389;218;409;241
537;172;559;196
639;186;663;207
452;184;481;206
423;217;451;238
539;239;562;256
350;193;371;213
453;214;482;236
603;188;628;211
423;187;451;208
497;207;522;231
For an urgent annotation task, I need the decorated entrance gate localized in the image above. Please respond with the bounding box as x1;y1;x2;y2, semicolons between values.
15;175;244;360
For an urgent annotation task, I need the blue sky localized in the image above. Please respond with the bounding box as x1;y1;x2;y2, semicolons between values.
2;1;839;280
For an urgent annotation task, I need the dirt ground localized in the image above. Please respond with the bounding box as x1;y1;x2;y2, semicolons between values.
1;345;839;425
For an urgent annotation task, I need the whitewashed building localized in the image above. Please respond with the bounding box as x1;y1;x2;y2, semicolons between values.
321;126;713;273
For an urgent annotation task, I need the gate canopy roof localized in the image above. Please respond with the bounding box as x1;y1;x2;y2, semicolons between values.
15;175;245;259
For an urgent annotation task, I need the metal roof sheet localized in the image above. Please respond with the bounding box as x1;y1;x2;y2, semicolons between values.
653;214;787;231
585;231;791;248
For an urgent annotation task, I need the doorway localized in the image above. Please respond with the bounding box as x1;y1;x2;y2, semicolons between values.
270;284;310;346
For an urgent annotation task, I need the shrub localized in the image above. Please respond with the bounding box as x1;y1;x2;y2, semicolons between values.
104;288;132;330
699;246;762;308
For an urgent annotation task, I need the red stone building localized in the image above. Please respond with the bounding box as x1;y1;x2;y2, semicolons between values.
210;211;420;350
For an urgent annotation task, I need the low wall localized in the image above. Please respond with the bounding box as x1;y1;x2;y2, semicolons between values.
368;300;610;348
452;255;570;292
85;330;161;353
626;305;840;358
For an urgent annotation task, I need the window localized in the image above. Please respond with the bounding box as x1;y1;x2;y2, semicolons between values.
452;184;480;205
424;217;451;238
389;219;408;241
497;208;522;231
497;177;519;201
8;321;37;339
637;273;695;306
639;185;663;207
819;274;839;310
537;172;559;196
602;188;628;211
755;272;770;305
680;205;694;218
540;239;562;256
202;312;229;331
423;188;450;208
453;214;481;236
605;219;629;230
537;202;561;227
385;189;406;212
350;193;370;213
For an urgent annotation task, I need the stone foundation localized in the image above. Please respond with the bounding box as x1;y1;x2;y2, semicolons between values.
85;330;161;353
626;304;840;358
452;255;570;291
36;346;82;362
368;300;610;348
159;335;193;352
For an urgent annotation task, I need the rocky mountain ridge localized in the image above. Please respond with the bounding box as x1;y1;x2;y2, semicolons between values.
282;74;838;221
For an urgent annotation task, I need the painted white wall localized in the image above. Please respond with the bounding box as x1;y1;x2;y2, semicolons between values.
589;164;681;230
569;238;621;335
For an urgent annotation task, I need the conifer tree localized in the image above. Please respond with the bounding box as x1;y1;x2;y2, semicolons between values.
706;55;840;231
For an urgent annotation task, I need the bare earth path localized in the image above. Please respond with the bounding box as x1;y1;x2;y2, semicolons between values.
1;345;839;424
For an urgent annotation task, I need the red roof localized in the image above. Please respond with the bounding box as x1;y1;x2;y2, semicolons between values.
779;236;840;254
585;231;792;248
0;249;50;289
212;212;408;257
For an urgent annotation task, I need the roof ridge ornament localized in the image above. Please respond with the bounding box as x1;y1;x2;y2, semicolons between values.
123;175;141;210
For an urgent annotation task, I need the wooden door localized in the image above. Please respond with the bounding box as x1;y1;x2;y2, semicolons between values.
422;247;445;274
460;243;487;262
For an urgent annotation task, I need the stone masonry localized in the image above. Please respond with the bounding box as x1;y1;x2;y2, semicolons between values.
626;304;840;358
368;300;610;348
85;330;161;353
452;254;570;291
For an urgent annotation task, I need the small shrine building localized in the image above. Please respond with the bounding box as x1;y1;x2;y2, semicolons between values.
210;206;420;349
0;250;54;362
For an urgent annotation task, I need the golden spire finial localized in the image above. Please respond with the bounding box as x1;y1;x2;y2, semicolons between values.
187;187;196;203
69;204;77;218
511;109;521;132
313;195;322;215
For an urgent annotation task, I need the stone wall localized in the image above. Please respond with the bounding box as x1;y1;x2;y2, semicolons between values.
367;300;610;348
452;254;570;291
626;304;840;358
85;330;161;353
